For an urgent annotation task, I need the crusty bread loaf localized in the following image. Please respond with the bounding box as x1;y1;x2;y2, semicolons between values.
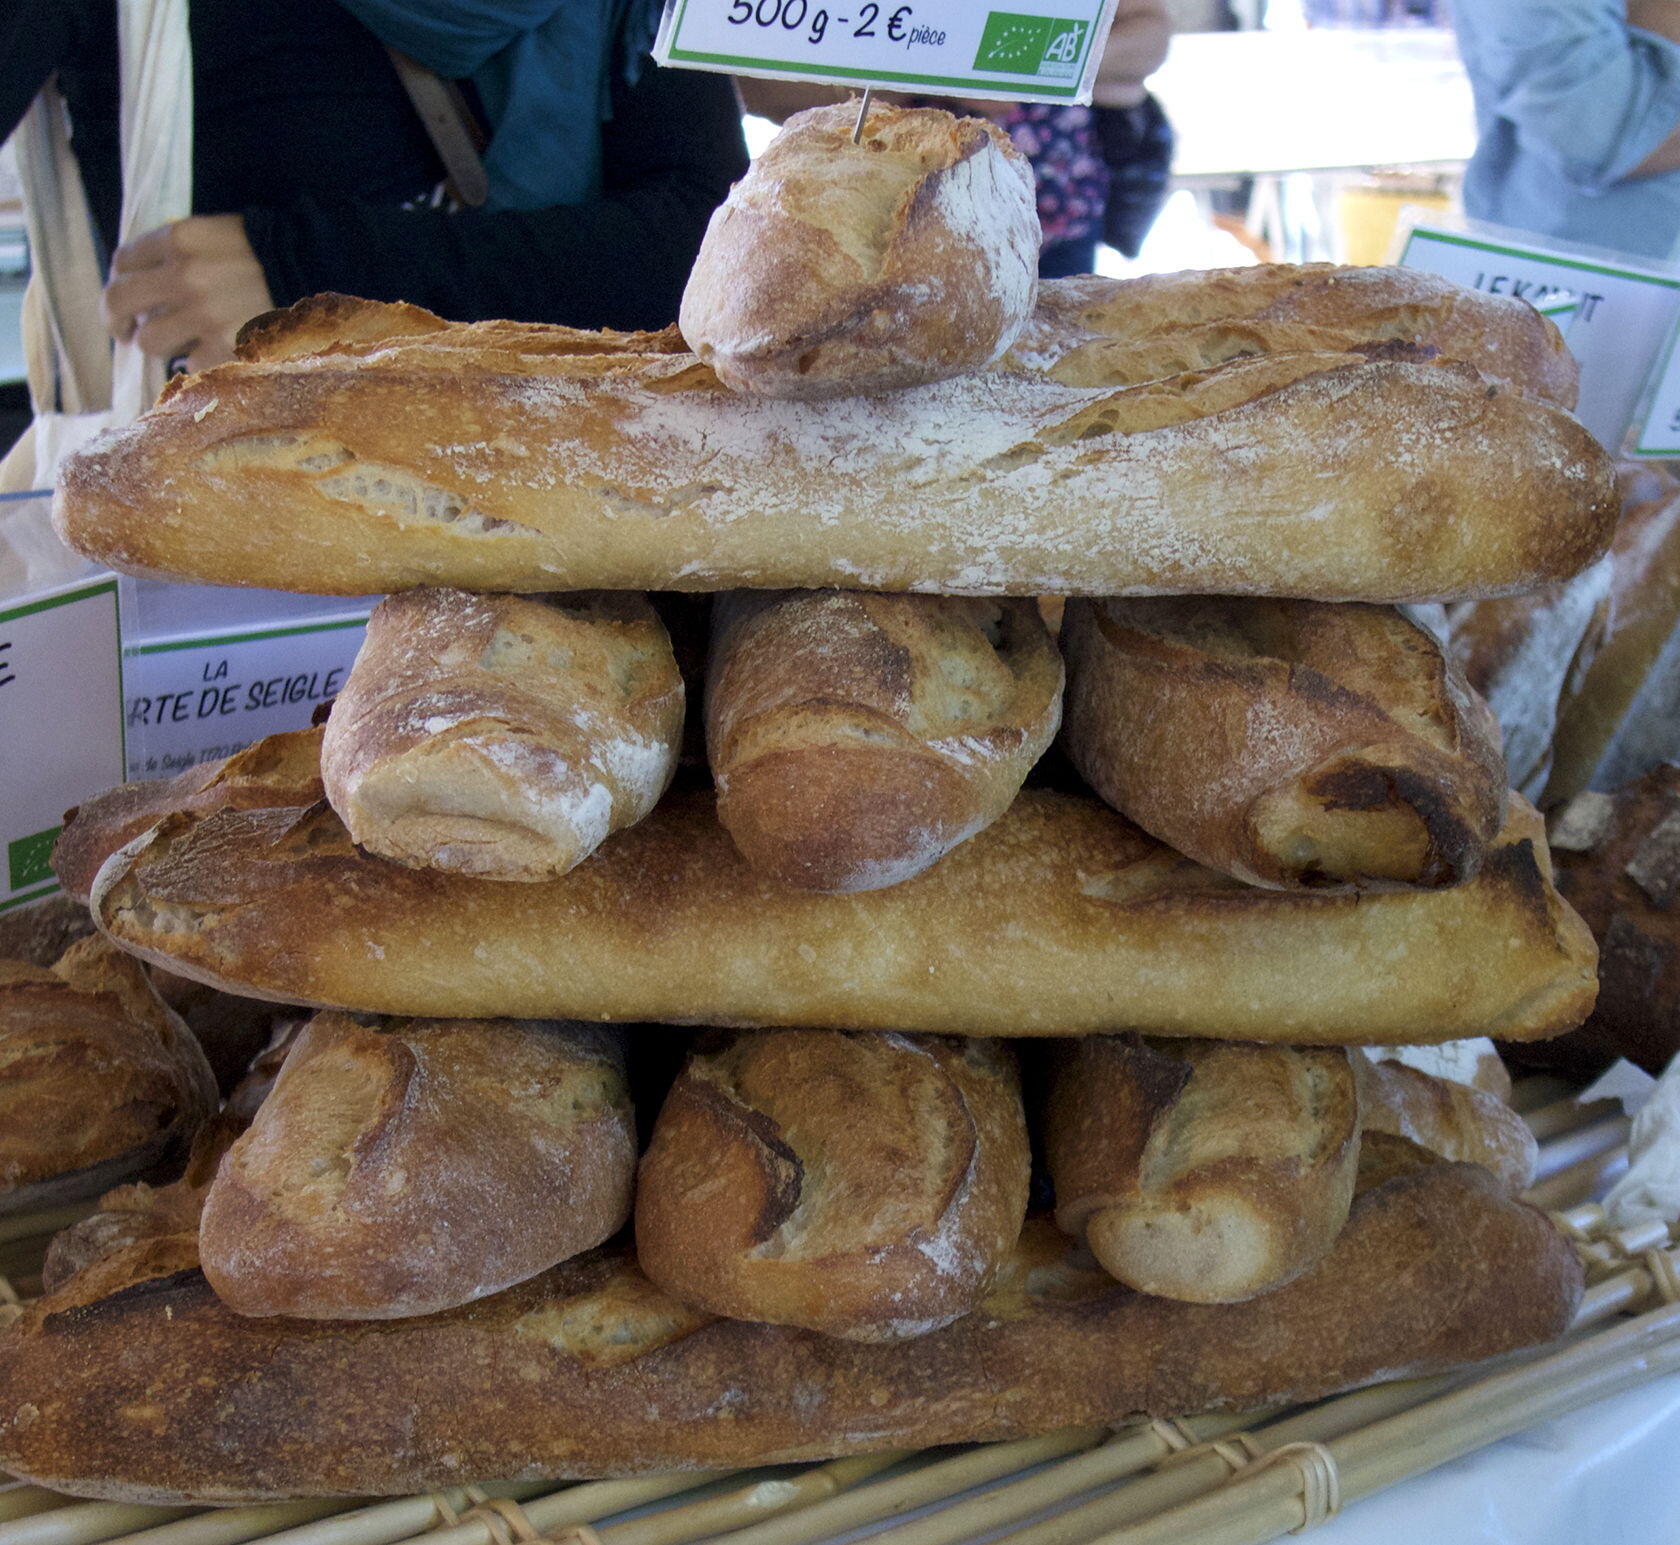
321;589;682;881
80;745;1598;1042
1537;767;1680;1076
680;103;1039;399
1360;1039;1512;1103
1044;1037;1362;1303
198;1013;634;1319
1011;266;1579;406
0;935;216;1214
0;1164;1580;1503
1061;597;1508;890
636;1032;1029;1341
1542;487;1680;804
53;296;1617;602
0;892;97;967
706;591;1062;891
53;724;324;903
1361;1058;1536;1193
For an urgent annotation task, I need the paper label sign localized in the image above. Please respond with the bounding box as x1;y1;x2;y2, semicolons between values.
123;612;369;781
1397;221;1680;453
656;0;1121;103
0;575;124;914
1630;321;1680;457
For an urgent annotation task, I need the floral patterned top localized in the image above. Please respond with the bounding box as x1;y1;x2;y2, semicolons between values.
993;102;1111;248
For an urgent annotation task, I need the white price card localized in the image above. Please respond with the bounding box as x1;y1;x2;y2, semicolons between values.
656;0;1122;104
1630;321;1680;457
0;574;124;914
123;611;369;781
1397;221;1680;453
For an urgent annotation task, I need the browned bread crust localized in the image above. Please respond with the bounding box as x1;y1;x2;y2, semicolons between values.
1045;1038;1362;1303
0;936;216;1214
77;748;1597;1042
1012;266;1579;406
199;1013;634;1319
1362;1059;1537;1193
1062;597;1508;891
52;302;1616;602
52;725;324;903
0;1165;1580;1503
321;589;683;881
680;104;1039;398
706;591;1062;891
636;1032;1029;1341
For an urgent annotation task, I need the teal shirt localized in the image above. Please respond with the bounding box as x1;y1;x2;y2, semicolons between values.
1456;1;1680;259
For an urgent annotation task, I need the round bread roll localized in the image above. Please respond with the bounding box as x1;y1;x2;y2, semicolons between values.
680;101;1040;398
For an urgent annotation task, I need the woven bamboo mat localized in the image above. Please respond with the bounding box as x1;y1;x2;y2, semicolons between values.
1;1075;1675;1545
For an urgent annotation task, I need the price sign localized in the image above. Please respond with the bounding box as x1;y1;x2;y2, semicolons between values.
656;0;1122;104
1397;221;1680;453
1630;321;1680;457
0;572;124;913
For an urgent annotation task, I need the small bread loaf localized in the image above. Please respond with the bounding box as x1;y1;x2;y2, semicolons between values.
636;1031;1028;1341
1044;1037;1363;1302
82;755;1598;1043
199;1013;635;1318
321;589;682;881
680;103;1039;398
1061;596;1508;890
1361;1058;1537;1193
0;1164;1579;1503
1359;1039;1512;1103
53;724;324;903
1538;768;1680;1075
0;935;216;1214
706;591;1063;890
1011;266;1579;406
53;296;1618;603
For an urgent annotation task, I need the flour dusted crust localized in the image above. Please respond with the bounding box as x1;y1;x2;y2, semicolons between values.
0;1164;1580;1503
81;750;1597;1044
680;103;1039;398
706;591;1063;891
636;1032;1029;1342
321;589;683;881
53;299;1618;603
199;1013;635;1319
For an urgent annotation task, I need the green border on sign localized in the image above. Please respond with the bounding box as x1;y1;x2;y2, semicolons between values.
130;614;370;655
1633;318;1680;456
1398;227;1680;290
0;575;118;626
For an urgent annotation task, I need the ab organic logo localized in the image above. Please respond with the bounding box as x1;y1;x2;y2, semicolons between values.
974;12;1089;79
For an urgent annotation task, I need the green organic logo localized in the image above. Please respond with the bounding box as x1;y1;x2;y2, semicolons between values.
8;827;59;891
974;13;1090;79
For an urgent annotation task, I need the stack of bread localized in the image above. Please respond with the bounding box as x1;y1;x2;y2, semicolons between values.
0;104;1631;1505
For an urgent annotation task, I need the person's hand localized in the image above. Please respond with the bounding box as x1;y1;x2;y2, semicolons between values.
103;215;275;372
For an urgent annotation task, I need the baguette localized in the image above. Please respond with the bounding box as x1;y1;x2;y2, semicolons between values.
53;298;1617;602
1011;266;1579;405
0;1164;1579;1503
706;591;1062;890
680;103;1039;398
0;935;217;1214
1060;597;1508;890
1360;1058;1537;1193
1044;1037;1362;1303
321;589;683;881
78;746;1598;1043
636;1032;1029;1341
199;1013;635;1319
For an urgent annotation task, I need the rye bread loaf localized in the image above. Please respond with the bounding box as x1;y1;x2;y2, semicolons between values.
680;103;1039;398
1011;266;1579;405
52;296;1617;602
0;1164;1580;1503
706;591;1062;890
636;1032;1029;1341
199;1013;635;1319
1060;597;1508;890
0;935;216;1215
1361;1058;1537;1193
321;589;683;881
78;747;1598;1042
1044;1037;1363;1303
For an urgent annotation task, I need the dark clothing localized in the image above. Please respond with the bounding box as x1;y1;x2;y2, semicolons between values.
0;0;748;330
